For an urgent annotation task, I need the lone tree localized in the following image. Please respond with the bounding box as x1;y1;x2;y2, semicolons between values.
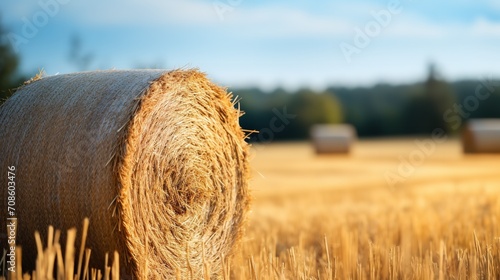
424;63;456;133
404;63;456;134
0;18;24;104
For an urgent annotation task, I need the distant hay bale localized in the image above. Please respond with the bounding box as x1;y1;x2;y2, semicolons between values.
462;119;500;153
310;124;357;154
0;69;250;279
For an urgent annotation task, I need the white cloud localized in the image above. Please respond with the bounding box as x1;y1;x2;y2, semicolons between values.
384;17;500;39
468;18;500;36
339;12;500;40
3;0;356;38
60;0;219;26
45;0;358;37
384;17;448;38
227;5;353;38
8;0;499;42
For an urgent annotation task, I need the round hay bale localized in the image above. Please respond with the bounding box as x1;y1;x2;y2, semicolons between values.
462;119;500;153
0;69;250;279
310;124;357;154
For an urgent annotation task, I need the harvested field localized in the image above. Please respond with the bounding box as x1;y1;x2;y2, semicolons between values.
231;139;500;279
2;138;500;279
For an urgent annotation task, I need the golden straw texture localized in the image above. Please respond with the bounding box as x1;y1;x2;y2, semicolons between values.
0;69;250;279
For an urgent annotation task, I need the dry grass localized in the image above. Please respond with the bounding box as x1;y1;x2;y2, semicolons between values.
230;139;500;279
1;219;120;280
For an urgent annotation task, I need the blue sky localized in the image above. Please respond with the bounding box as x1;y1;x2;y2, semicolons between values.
1;0;500;89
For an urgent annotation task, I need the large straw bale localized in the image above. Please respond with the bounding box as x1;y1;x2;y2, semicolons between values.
462;119;500;153
310;124;357;154
0;69;250;279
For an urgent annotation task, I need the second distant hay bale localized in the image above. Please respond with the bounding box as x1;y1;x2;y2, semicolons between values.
310;124;357;154
462;119;500;153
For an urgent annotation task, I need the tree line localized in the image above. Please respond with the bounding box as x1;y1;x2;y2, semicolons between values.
235;67;500;142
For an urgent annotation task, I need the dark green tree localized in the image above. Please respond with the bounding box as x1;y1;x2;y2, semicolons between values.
0;18;24;104
403;63;456;134
424;63;456;133
286;90;343;139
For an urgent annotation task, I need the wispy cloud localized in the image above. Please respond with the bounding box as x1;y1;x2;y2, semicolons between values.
64;0;218;25
469;18;500;36
223;5;353;38
67;1;355;37
5;0;498;40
